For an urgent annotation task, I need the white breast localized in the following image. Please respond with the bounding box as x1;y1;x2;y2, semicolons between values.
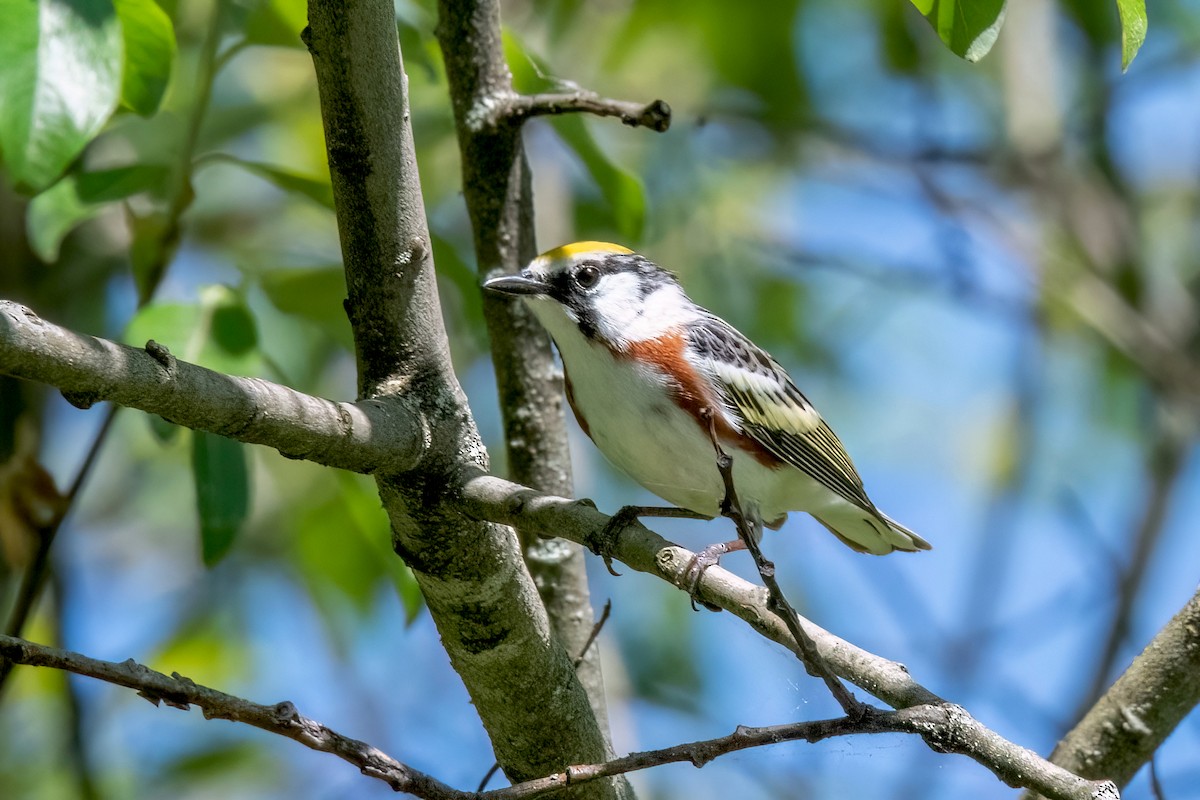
564;337;727;514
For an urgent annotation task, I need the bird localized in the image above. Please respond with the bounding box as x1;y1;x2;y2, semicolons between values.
484;242;930;573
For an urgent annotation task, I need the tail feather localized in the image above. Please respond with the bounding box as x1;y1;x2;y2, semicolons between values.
814;508;931;556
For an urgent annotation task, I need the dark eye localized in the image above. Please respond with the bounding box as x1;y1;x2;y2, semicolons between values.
575;265;600;289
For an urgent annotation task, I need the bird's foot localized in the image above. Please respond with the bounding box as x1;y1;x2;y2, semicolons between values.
682;538;748;611
589;505;642;576
588;505;711;577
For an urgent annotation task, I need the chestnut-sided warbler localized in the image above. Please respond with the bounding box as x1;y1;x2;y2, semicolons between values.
484;242;930;562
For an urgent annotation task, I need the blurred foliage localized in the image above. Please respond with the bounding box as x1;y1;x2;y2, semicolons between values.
0;0;1196;797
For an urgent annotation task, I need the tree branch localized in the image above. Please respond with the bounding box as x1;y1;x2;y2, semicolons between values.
459;474;938;706
458;476;1120;800
1;632;1116;800
496;92;671;132
0;299;424;475
1073;427;1188;721
0;634;460;798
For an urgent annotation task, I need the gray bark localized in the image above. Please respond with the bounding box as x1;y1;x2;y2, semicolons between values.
303;0;616;791
435;0;614;750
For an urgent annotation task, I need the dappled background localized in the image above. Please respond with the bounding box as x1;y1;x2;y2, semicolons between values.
2;0;1198;798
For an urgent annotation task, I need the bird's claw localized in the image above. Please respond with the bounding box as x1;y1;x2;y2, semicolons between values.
682;542;734;612
588;505;644;577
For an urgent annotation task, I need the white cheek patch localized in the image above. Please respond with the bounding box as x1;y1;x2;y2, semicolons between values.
591;276;697;345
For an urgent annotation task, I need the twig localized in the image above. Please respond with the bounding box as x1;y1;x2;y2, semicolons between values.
573;599;612;670
0;633;1116;800
496;92;671;132
697;407;863;717
0;634;458;797
1073;429;1187;721
0;406;116;694
1148;756;1166;800
477;763;503;793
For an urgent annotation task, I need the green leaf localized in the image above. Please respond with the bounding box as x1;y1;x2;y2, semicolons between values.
26;177;94;263
207;154;335;209
191;431;250;566
396;1;438;81
147;413;179;443
26;164;169;260
114;0;176;116
1117;0;1147;71
0;0;124;192
124;301;200;355
229;155;331;209
124;286;262;375
242;0;306;49
75;163;170;201
912;0;1008;62
259;267;352;348
209;297;257;356
503;30;556;94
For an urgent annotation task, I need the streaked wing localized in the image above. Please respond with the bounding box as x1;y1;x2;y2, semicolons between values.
687;314;877;513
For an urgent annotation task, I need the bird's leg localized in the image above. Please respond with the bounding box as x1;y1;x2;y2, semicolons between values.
589;504;711;577
697;408;863;715
677;408;761;609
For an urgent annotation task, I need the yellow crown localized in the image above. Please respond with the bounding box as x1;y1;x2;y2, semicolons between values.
539;241;634;260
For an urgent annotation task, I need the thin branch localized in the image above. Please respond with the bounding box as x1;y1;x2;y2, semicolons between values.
0;634;459;798
458;475;934;703
0;407;115;693
1053;266;1200;401
1148;757;1166;800
134;0;225;305
0;634;1115;800
494;704;1117;800
572;599;612;670
1073;428;1188;721
497;92;671;132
